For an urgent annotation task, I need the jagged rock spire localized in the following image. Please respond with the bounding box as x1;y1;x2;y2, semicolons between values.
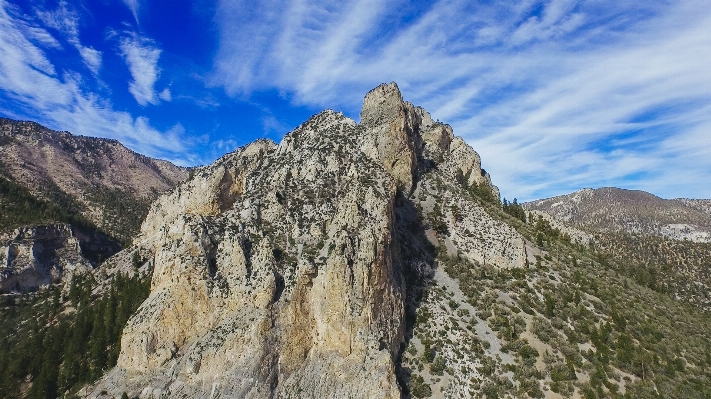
360;82;405;127
359;82;422;193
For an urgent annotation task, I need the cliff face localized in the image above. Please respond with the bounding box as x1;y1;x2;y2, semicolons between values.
0;224;120;292
87;83;524;398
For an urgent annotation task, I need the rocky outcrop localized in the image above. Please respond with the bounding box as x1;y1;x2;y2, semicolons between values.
359;82;499;199
0;224;120;292
360;83;423;193
85;84;525;398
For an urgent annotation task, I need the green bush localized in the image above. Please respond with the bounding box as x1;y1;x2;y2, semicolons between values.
409;374;432;398
430;356;446;375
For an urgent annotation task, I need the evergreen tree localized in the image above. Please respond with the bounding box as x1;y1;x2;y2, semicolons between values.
0;271;152;396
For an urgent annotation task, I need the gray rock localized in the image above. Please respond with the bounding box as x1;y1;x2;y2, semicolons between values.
0;223;119;292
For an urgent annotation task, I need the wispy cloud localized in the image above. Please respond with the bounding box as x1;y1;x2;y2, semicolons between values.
21;24;61;49
119;33;169;106
0;2;190;163
35;1;102;74
122;0;140;24
211;0;711;200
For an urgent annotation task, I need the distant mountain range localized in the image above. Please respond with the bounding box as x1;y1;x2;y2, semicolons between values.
524;187;711;242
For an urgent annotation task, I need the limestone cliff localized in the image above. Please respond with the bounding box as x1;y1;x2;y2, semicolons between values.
86;83;525;398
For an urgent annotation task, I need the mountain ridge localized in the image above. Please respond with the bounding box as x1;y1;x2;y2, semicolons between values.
0;117;188;244
0;117;188;292
524;186;711;242
525;186;711;311
2;85;711;399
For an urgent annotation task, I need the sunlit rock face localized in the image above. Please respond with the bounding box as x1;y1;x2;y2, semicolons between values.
86;83;523;399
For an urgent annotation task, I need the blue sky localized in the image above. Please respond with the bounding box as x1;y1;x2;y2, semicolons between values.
1;0;710;201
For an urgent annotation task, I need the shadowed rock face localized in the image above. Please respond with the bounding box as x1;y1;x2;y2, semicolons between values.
86;83;522;399
0;224;121;292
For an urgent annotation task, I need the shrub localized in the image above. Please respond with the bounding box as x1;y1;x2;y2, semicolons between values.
409;374;432;398
430;356;446;375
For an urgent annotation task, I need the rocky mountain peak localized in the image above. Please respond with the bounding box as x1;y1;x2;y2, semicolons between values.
360;82;405;127
359;82;459;195
84;83;520;398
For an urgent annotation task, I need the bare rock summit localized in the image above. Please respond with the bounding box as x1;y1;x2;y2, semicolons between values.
85;83;522;399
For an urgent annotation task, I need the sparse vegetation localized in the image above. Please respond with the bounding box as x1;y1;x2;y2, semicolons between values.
502;198;526;223
0;176;97;235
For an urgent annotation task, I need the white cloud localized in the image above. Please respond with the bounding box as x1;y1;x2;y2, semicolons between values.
78;45;101;75
0;2;190;163
36;1;78;38
158;88;171;101
22;25;61;49
211;0;711;200
119;34;164;106
35;1;102;75
122;0;140;24
510;0;584;46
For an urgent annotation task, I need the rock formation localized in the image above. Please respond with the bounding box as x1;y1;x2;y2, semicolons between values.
86;83;525;398
0;224;120;292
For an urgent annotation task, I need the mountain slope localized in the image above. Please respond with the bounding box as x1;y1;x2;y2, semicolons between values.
524;188;711;311
0;118;188;245
0;118;187;292
524;187;711;242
